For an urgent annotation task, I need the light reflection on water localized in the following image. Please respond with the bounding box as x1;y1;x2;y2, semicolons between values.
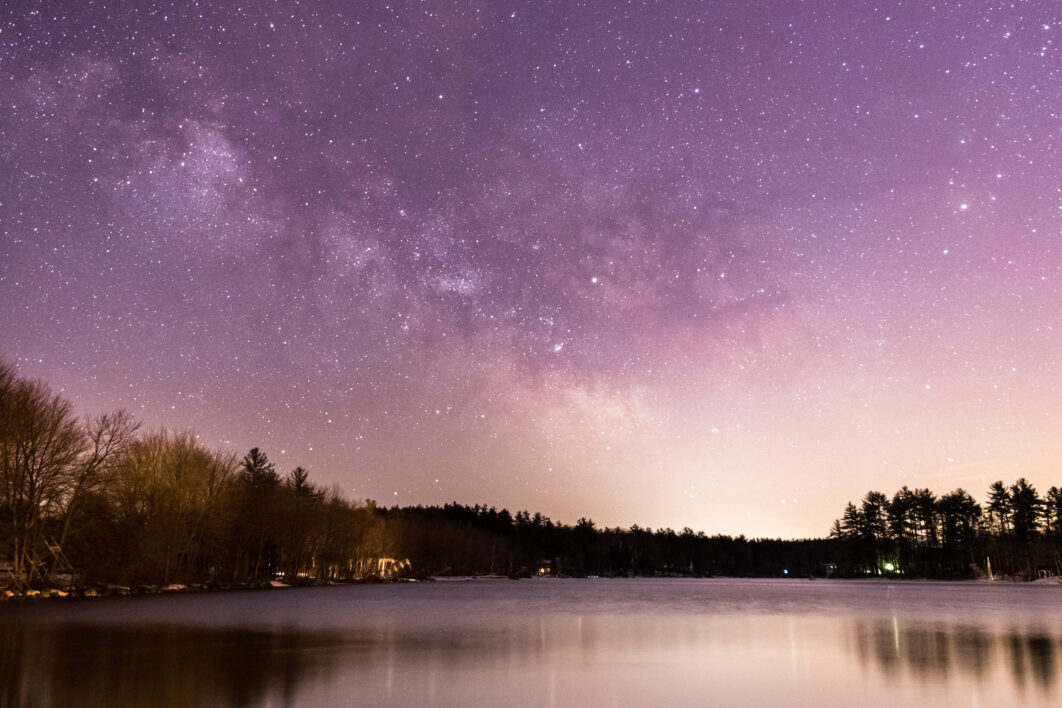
2;579;1062;707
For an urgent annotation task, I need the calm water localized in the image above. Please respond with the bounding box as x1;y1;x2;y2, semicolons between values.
2;578;1062;707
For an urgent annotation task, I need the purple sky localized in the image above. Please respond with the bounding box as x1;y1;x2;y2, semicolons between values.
3;1;1062;537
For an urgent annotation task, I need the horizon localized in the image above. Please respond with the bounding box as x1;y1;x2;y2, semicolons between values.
3;1;1062;538
1;360;1052;544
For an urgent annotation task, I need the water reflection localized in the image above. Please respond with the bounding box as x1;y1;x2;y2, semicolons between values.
3;581;1062;707
0;624;347;708
851;619;1062;693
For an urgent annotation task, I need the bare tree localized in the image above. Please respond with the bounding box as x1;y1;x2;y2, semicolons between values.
51;410;140;573
0;363;86;589
106;430;235;584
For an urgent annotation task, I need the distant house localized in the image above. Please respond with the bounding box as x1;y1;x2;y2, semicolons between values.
347;557;411;580
535;560;554;577
372;557;411;580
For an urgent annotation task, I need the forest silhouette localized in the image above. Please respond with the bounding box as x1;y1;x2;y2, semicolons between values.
3;360;1062;593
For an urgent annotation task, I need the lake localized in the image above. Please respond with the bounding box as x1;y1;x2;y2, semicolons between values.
2;578;1061;707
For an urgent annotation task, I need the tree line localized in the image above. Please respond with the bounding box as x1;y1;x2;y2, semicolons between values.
0;361;836;589
828;482;1062;579
0;361;376;590
4;360;1061;591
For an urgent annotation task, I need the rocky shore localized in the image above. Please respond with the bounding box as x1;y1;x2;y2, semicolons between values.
0;578;378;601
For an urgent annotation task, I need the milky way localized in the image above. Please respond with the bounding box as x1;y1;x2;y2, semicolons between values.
3;1;1061;536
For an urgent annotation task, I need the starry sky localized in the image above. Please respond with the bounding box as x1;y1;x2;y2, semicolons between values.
3;1;1062;538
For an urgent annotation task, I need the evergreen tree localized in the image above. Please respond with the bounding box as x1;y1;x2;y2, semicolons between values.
987;481;1011;535
1009;478;1041;544
1045;487;1062;536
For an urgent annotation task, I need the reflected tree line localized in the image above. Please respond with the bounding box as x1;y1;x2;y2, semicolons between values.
851;620;1062;693
0;624;340;708
4;620;1062;708
829;483;1062;579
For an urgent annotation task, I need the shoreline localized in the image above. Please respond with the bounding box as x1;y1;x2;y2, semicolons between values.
6;572;1059;601
0;578;389;602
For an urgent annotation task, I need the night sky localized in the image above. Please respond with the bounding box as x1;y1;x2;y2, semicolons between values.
3;1;1061;538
